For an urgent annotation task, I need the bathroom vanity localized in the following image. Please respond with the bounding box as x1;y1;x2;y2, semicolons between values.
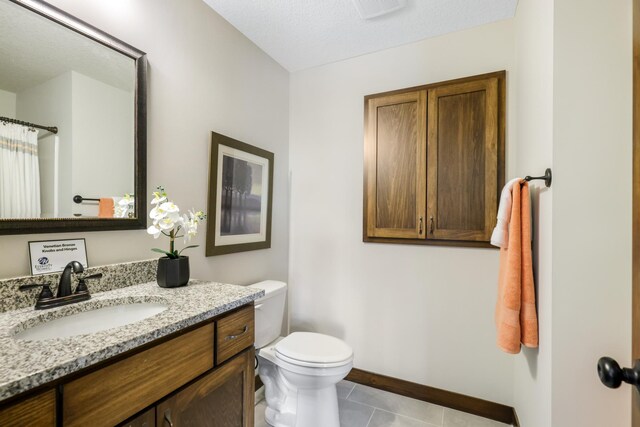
0;278;263;427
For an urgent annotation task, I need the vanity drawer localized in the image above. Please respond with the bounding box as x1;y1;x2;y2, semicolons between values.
0;389;55;427
216;305;255;364
63;323;214;427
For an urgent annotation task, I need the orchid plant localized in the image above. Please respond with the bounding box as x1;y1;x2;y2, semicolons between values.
147;186;207;259
114;193;135;218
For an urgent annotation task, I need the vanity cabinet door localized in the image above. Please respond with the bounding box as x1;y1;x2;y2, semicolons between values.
156;347;255;427
0;390;55;427
63;323;214;427
119;408;155;427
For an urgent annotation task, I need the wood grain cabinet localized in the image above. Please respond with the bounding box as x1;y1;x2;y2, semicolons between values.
364;72;505;246
364;90;427;239
0;390;56;427
0;304;255;427
156;347;254;427
119;408;155;427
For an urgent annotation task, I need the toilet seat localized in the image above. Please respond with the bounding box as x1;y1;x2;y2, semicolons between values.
259;344;353;378
275;332;353;368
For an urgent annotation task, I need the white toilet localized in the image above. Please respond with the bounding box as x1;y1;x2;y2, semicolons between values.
249;280;353;427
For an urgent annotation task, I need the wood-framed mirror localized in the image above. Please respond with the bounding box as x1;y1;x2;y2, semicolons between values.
0;0;147;235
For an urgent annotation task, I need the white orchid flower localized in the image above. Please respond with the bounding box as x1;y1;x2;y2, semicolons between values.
114;206;125;218
186;223;198;240
180;214;196;243
147;224;162;238
159;201;180;214
151;192;166;205
158;215;180;231
150;205;167;220
119;194;134;207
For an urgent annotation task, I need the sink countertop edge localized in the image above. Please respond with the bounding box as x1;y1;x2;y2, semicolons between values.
0;280;265;402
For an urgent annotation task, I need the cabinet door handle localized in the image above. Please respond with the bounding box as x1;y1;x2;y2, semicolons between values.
164;409;174;427
225;325;249;341
429;216;434;234
419;216;424;234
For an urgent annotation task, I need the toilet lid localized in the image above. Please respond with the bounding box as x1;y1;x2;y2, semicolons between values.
275;332;353;365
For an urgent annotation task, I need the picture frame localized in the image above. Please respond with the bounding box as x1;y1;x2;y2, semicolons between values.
206;131;274;256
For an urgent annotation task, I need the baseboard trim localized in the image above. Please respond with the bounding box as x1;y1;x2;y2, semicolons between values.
346;368;519;426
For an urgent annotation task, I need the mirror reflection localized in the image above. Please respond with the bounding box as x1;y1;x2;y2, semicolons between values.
0;0;136;220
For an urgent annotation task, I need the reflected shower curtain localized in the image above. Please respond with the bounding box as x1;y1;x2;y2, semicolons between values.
0;122;41;218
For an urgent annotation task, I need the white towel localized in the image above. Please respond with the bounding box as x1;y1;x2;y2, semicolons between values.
490;178;522;249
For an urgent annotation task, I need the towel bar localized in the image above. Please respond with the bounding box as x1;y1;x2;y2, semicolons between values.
523;168;552;188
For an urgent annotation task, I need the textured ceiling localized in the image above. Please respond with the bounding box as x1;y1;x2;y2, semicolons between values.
0;0;134;94
202;0;518;72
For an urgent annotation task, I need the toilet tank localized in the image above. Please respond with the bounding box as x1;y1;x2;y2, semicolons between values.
248;280;287;349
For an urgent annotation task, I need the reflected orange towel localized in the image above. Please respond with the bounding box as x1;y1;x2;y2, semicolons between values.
98;198;114;218
495;182;538;354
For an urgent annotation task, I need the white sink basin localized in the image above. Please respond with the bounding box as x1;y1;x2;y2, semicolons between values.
14;303;169;341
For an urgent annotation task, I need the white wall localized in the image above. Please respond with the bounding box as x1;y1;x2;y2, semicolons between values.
0;89;16;118
510;0;554;425
38;134;58;218
289;20;516;405
551;0;632;425
71;71;134;217
0;0;290;287
16;72;74;216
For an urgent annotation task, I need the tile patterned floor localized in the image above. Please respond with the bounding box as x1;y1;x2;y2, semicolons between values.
255;381;511;427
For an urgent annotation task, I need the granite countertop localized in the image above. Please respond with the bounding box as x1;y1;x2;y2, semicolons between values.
0;280;264;401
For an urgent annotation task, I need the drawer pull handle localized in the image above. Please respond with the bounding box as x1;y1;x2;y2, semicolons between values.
255;304;264;310
226;325;249;341
164;409;174;427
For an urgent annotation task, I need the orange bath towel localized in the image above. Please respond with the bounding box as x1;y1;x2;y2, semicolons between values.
495;182;538;354
98;198;114;218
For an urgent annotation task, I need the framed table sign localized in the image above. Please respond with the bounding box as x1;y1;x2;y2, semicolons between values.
206;131;274;256
28;238;88;275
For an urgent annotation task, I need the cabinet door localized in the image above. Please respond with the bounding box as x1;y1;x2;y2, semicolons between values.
156;348;255;427
0;390;55;427
119;408;155;427
364;90;427;239
427;78;499;241
63;323;214;427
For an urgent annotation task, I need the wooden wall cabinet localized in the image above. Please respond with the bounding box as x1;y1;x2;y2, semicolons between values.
364;72;505;247
365;90;427;239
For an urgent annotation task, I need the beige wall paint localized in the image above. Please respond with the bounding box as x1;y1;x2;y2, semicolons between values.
510;0;553;425
17;72;74;216
71;71;134;217
552;0;632;425
0;0;290;285
0;89;16;118
289;20;517;405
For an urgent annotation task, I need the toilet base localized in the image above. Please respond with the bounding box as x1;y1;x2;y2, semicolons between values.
263;385;340;427
257;346;351;427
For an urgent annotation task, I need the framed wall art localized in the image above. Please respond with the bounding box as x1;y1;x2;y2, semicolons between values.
206;131;274;256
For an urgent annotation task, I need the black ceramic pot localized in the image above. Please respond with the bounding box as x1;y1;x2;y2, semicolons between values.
157;256;190;288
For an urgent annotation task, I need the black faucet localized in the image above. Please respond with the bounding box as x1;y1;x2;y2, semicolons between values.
57;261;84;298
